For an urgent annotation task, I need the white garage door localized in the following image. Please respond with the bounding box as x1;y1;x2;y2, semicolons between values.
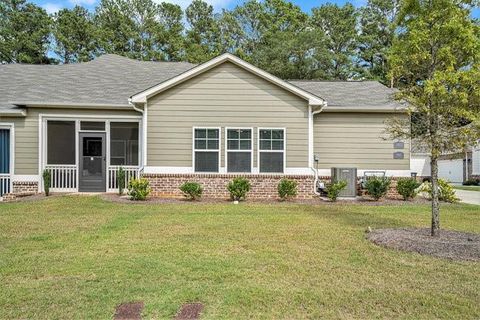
438;159;464;183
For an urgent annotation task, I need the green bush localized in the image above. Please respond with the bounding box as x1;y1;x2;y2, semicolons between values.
277;178;298;200
463;179;480;186
127;178;151;201
180;182;203;200
396;178;421;201
227;177;251;201
117;167;126;195
420;179;459;203
42;169;51;196
326;180;348;202
364;176;391;201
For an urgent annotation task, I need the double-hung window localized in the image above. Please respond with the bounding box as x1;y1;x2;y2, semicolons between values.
194;128;220;172
259;128;285;173
226;128;252;172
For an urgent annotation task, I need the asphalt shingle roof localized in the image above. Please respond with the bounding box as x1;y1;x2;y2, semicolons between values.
0;54;402;113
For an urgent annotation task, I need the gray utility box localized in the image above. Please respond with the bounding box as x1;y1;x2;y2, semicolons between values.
331;168;357;198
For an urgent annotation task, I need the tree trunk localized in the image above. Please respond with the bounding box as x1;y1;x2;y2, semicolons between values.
430;155;440;236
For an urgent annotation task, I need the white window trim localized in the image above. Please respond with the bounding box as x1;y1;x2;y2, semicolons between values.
39;114;142;192
192;127;221;173
257;127;286;174
225;127;254;173
0;123;15;177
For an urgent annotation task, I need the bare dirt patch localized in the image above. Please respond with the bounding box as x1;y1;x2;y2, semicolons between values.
174;303;204;320
367;228;480;261
114;301;144;320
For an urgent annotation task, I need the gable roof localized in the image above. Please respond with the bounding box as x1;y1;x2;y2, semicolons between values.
0;53;403;115
130;53;326;106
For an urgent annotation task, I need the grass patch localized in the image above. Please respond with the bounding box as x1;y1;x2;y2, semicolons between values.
0;196;479;319
453;185;480;192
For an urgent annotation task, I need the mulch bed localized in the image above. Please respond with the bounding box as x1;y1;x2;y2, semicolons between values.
100;193;431;206
174;303;204;320
114;301;144;320
367;228;480;261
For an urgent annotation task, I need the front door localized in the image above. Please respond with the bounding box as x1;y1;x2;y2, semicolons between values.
79;132;106;192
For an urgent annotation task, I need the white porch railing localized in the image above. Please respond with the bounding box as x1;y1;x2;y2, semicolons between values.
107;166;140;192
0;174;11;196
45;165;77;192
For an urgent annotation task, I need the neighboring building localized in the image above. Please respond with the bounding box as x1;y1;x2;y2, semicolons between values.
0;53;411;199
411;140;480;183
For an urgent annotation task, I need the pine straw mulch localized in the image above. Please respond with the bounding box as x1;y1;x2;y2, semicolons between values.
367;228;480;262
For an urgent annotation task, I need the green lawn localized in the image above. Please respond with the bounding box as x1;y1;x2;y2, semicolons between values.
0;196;479;319
454;185;480;192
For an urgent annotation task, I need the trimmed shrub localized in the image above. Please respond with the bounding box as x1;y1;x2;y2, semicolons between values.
180;182;203;200
278;178;298;200
117;167;126;195
227;177;251;201
420;179;459;203
463;179;480;186
42;169;51;196
396;178;421;201
326;180;347;202
364;176;391;201
128;178;151;201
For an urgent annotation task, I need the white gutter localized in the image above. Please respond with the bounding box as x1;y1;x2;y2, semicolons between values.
310;103;327;196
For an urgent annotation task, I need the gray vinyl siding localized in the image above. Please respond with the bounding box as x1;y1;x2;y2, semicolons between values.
1;108;139;175
147;62;309;168
314;112;410;170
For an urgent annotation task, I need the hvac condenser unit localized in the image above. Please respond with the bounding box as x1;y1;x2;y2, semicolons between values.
331;168;357;198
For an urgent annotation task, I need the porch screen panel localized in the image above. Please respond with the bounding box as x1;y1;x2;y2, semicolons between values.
0;129;9;173
110;122;139;166
47;121;75;164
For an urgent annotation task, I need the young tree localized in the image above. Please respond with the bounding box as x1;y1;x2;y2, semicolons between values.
387;0;480;236
53;6;97;63
358;0;401;83
310;3;359;80
0;0;51;64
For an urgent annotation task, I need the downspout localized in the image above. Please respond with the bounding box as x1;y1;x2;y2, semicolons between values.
310;103;327;195
128;98;146;172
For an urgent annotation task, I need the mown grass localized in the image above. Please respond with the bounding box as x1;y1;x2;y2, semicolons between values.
0;196;479;319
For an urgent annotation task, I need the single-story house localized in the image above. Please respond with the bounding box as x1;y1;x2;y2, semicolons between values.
0;53;411;199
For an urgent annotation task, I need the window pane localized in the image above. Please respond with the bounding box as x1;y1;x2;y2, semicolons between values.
207;140;219;150
195;152;219;172
240;140;251;150
272;130;284;139
81;121;105;131
47;121;75;164
272;140;284;150
227;140;239;150
207;129;219;139
260;130;271;139
260;140;271;150
227;129;239;139
227;152;251;172
260;152;283;173
240;129;251;139
110;122;139;166
195;129;206;138
195;139;206;149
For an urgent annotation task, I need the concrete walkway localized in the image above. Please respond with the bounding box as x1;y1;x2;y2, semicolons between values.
455;189;480;205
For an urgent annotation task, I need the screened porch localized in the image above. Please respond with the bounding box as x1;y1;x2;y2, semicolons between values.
42;118;142;193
